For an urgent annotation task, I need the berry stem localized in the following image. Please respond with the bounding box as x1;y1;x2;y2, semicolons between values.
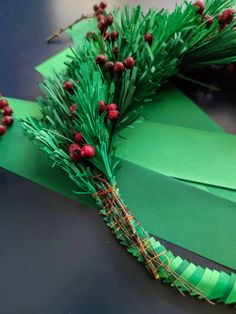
46;13;95;43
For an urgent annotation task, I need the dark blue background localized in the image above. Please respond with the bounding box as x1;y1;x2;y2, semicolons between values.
0;1;235;313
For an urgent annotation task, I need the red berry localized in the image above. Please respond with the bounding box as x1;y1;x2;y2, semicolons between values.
107;103;118;111
70;104;77;115
99;1;107;10
0;125;6;136
194;0;205;15
205;15;213;29
124;57;134;69
218;8;235;24
93;4;99;12
114;62;125;75
96;54;106;65
98;20;106;32
64;81;74;93
75;132;83;143
2;115;14;126
105;61;115;72
108;110;120;121
2;106;13;116
105;14;113;26
69;143;81;162
81;145;95;159
98;101;107;112
144;33;153;45
111;30;119;41
113;47;118;57
86;32;91;39
0;99;8;109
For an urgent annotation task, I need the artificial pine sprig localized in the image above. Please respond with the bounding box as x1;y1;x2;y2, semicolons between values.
23;0;236;306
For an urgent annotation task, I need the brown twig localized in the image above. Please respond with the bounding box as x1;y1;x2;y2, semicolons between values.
46;13;95;43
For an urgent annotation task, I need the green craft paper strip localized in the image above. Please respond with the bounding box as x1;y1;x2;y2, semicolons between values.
220;273;236;303
160;253;236;303
117;121;236;190
207;270;221;299
196;268;213;296
189;266;205;287
175;260;190;281
214;272;231;301
142;85;223;133
226;280;236;304
2;98;236;270
170;256;183;271
180;263;197;281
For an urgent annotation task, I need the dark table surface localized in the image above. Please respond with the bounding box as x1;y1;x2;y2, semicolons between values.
1;1;236;313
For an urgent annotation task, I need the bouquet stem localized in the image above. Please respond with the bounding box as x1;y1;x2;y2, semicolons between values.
92;174;214;304
46;13;94;43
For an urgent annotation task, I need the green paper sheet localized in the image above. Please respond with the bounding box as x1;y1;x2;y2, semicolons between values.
142;86;223;132
117;121;236;190
1;97;236;270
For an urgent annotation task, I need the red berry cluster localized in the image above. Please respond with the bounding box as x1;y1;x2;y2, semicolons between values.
93;1;114;35
69;132;95;162
194;1;234;30
0;97;14;137
96;55;135;76
98;101;120;120
93;1;107;17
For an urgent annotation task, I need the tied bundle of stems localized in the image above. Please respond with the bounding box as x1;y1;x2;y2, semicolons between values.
23;0;236;306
